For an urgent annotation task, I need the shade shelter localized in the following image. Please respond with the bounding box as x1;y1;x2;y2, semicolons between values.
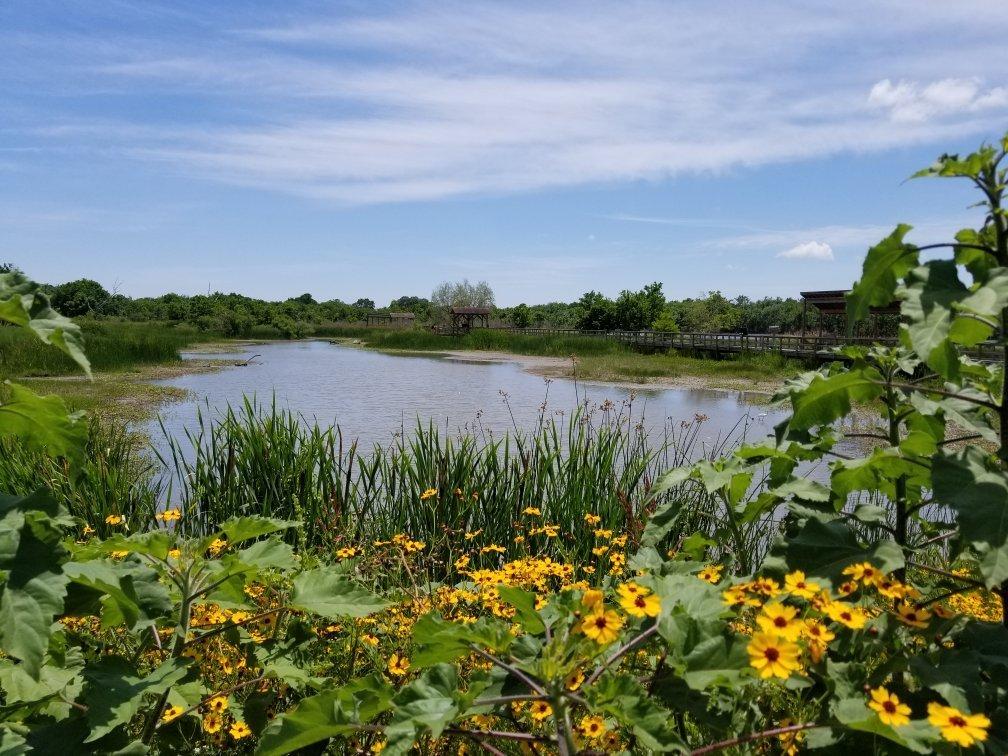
799;290;900;340
450;306;491;331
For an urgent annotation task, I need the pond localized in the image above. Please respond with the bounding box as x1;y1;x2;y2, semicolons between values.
145;340;788;454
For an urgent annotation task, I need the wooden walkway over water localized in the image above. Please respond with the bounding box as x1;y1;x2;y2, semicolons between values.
467;327;1004;362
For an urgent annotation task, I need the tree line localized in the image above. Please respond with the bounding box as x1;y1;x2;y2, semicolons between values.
34;275;820;336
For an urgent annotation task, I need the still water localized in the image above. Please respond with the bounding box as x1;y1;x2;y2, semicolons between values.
145;341;788;452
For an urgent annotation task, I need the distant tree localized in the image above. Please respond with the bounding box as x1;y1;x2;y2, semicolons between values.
353;298;376;311
51;279;111;318
509;303;532;328
653;305;679;333
574;291;617;330
431;280;495;311
292;293;317;305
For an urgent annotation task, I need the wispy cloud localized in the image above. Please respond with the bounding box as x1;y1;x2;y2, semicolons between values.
5;1;1008;204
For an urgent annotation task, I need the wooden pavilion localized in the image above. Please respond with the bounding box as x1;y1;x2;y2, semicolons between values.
799;290;900;339
449;306;491;331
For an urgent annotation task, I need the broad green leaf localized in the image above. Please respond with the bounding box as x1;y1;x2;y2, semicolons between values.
256;675;394;756
0;728;27;755
199;517;298;553
0;272;90;376
954;227;998;281
0;383;86;462
680;635;749;689
97;531;175;561
833;697;935;753
230;537;297;571
652;574;726;655
83;657;191;742
786;368;884;433
289;569;389;619
933;448;1008;587
63;561;172;630
899;261;967;379
784;517;903;585
495;585;544;634
0;492;71;678
410;613;513;667
585;673;685;752
847;224;917;328
383;664;461;756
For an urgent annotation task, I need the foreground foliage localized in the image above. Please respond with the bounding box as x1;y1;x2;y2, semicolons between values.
2;134;1008;753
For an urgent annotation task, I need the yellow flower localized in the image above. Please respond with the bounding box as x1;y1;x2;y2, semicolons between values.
584;513;601;526
927;702;990;747
826;601;868;630
746;633;802;679
156;507;182;523
868;687;911;727
803;619;835;662
202;712;223;733
361;633;379;647
208;538;227;556
578;716;607;740
387;653;410;676
591;545;609;556
580;609;624;645
755;603;804;641
454;555;470;570
594;529;613;539
874;575;906;600
420;488;438;500
842;562;880;586
529;700;552;721
167;548;181;559
783;570;820;600
465;529;483;540
336;546;360;559
229;720;252;740
697;565;723;583
523;507;541;516
722;585;760;607
161;705;184;723
620;590;661;618
82;524;95;535
110;550;130;560
749;577;781;597
565;668;585;691
206;695;229;714
370;740;386;753
105;514;125;526
894;602;931;629
581;589;604;610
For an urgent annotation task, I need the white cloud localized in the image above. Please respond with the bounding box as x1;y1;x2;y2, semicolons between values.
777;241;834;261
6;1;1008;203
868;77;1008;123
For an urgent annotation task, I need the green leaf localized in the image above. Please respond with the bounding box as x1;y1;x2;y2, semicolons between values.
0;272;90;376
933;447;1008;587
83;657;191;742
652;574;726;656
229;537;296;571
784;518;903;585
585;673;685;752
202;517;298;552
63;561;172;630
383;665;461;756
680;635;749;689
0;728;28;755
847;224;917;328
410;613;513;667
256;675;394;756
0;383;87;462
289;569;389;619
786;369;884;434
495;585;544;634
833;698;936;753
0;491;71;678
899;261;967;379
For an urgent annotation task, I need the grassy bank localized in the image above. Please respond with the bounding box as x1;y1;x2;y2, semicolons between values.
329;325;801;389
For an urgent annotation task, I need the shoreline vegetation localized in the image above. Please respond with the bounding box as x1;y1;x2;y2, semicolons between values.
2;320;801;422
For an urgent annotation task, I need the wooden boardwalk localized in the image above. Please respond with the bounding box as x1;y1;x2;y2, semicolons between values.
473;327;1004;362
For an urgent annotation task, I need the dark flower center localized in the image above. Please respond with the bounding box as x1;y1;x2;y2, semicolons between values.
951;716;967;728
764;648;780;662
883;701;896;713
774;617;787;628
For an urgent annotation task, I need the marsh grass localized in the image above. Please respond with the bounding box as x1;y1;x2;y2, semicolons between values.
152;396;775;570
0;320;202;379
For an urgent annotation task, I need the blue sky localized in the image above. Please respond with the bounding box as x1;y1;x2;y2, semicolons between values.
2;1;1007;306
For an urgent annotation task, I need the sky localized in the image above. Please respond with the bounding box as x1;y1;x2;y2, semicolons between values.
2;1;1008;307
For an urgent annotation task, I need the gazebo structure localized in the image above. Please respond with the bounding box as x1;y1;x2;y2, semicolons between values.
450;306;491;332
799;290;900;340
365;312;416;328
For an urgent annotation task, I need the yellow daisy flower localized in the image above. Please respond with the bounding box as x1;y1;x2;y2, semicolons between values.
927;703;990;747
868;687;911;727
746;633;802;679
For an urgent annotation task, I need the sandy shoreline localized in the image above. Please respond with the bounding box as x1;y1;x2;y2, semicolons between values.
435;349;781;398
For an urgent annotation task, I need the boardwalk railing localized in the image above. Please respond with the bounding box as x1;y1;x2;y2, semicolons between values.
455;327;1004;361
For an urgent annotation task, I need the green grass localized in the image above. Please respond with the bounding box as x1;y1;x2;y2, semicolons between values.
0;320;210;380
575;349;801;385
